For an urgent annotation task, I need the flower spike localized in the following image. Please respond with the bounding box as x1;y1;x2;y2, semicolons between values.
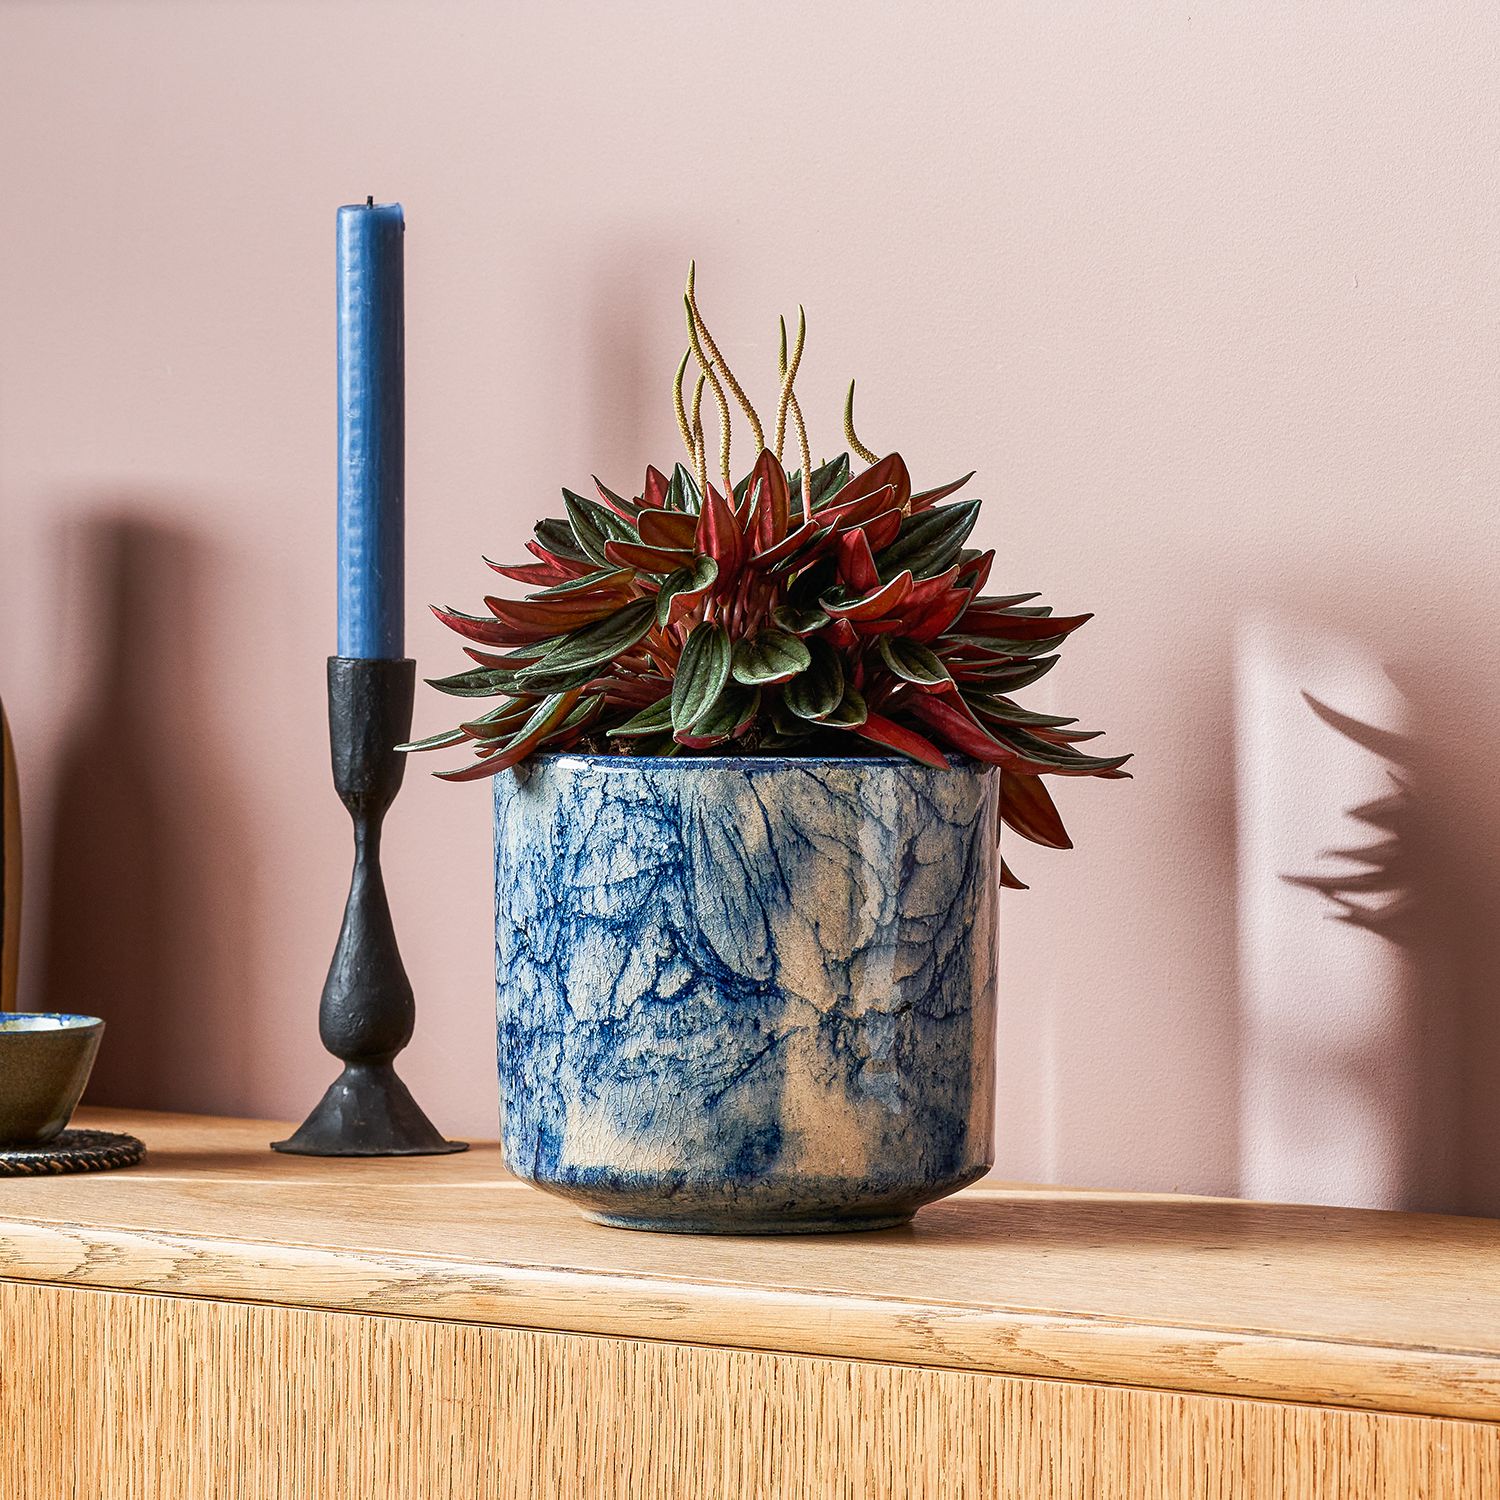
684;296;733;497
844;380;879;465
774;306;806;465
672;348;694;461
686;261;765;451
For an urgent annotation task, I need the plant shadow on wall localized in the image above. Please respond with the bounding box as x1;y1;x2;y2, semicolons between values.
1283;678;1500;1215
36;512;256;1112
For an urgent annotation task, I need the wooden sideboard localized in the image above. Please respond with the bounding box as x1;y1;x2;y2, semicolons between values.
1;1108;1497;1498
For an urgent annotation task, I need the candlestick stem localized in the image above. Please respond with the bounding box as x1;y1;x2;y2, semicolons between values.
273;658;465;1156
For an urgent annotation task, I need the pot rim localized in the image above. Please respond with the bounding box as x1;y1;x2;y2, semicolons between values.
522;750;983;772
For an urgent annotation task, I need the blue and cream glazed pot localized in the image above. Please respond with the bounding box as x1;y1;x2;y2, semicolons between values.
493;753;997;1233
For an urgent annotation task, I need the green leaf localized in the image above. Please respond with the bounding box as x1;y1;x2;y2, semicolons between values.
771;603;830;636
986;724;1131;774
513;598;656;692
608;696;674;738
954;631;1068;660
677;679;760;746
458;698;538;738
954;656;1059;692
964;692;1079;729
806;453;851;510
821;685;868;728
531;567;628;598
655;555;719;627
665;463;703;514
425;668;515;698
783;636;845;721
769;701;814;739
671;621;732;732
592;476;640;516
562;694;603;729
534;516;590;564
876;636;952;688
874;500;980;581
731;628;811;686
563;490;637;566
396;726;470;753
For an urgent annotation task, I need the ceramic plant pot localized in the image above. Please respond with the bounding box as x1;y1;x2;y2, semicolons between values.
0;1013;104;1145
493;754;997;1234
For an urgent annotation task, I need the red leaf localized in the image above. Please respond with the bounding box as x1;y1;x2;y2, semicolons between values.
910;470;975;512
593;476;639;518
861;507;903;553
824;453;912;515
999;860;1029;890
602;539;693;574
824;570;915;623
484;594;623;631
853;712;948;768
900;566;968;641
826;618;860;651
642;466;670;510
750;517;819;570
744;449;791;552
956;548;995;593
436;691;582;779
523;540;595;577
431;605;543;647
905;693;1018;765
821;483;897;533
998;770;1073;850
484;557;571;586
637;510;698;550
961;609;1092;641
694;487;746;589
462;646;547;669
836;529;880;593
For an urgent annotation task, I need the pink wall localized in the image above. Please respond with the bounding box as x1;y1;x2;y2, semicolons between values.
4;3;1499;1211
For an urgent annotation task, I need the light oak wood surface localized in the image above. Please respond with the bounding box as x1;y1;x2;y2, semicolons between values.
3;1281;1497;1500
2;1108;1498;1425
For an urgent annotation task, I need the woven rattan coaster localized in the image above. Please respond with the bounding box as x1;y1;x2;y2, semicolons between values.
0;1128;145;1175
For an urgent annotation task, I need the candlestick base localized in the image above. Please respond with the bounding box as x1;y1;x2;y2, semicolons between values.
273;1062;465;1157
272;657;466;1158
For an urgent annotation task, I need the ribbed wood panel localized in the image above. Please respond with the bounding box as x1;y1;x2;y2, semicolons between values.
2;1282;1495;1499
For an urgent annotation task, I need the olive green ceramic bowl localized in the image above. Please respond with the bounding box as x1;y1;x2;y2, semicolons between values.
0;1013;104;1145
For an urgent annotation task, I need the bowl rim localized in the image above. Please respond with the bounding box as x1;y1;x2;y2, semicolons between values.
0;1012;105;1032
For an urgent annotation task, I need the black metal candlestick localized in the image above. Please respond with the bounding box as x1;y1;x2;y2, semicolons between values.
273;658;465;1156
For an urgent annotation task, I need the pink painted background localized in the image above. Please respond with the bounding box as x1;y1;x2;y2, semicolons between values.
4;3;1499;1211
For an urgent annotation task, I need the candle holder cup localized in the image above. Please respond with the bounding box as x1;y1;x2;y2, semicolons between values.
274;657;465;1157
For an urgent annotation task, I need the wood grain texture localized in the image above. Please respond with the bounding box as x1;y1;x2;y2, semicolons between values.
2;1110;1499;1421
2;1281;1495;1500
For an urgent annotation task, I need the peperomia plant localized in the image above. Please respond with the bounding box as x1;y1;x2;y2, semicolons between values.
404;269;1129;884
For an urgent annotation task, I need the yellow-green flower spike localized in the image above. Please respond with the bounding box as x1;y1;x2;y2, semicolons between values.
844;380;879;465
774;306;806;463
687;262;765;452
673;348;694;461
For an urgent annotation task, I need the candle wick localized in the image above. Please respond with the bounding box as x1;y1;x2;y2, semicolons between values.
366;195;374;207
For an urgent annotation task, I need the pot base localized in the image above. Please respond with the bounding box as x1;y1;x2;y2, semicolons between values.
583;1209;915;1236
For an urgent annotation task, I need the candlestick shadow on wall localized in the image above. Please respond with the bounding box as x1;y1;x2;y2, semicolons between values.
37;513;257;1109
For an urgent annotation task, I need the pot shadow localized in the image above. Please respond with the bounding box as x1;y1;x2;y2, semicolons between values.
1281;675;1500;1215
34;511;257;1112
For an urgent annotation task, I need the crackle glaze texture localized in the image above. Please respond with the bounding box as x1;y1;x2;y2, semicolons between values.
493;755;998;1233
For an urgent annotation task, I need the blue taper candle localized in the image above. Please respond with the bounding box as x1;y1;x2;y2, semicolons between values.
336;198;405;659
